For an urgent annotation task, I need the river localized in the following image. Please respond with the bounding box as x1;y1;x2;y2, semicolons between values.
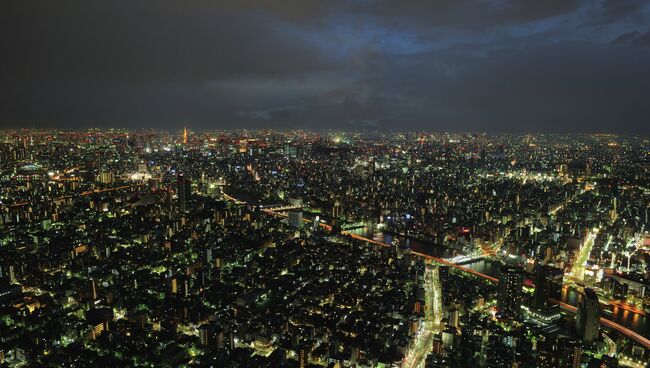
223;191;650;339
348;227;649;338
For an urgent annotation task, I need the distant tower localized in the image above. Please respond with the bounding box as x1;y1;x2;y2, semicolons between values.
576;288;599;343
183;127;188;146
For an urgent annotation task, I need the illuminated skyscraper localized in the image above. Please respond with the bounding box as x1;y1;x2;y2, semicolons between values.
498;265;524;319
297;344;309;368
538;350;554;368
561;339;582;368
177;173;190;212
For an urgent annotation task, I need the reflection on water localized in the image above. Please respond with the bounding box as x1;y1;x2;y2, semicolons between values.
348;227;649;338
458;259;502;278
347;227;458;259
467;260;648;338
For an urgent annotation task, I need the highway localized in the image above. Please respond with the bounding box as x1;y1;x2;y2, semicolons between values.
8;183;147;208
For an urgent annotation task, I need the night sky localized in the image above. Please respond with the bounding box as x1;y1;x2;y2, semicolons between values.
1;0;649;134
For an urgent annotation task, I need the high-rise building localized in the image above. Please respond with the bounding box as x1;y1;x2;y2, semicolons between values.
177;173;190;212
206;248;213;264
610;279;629;300
288;210;303;229
297;344;309;368
431;334;443;356
498;265;524;319
90;279;97;301
199;325;211;347
533;265;563;310
538;350;554;368
438;265;449;283
576;288;600;344
561;338;582;368
331;200;342;219
447;308;459;328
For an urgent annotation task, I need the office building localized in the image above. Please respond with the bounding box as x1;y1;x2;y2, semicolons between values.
177;173;190;212
533;265;563;309
498;265;524;319
561;339;582;368
288;210;303;229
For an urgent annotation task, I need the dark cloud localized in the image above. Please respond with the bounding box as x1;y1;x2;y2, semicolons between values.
0;0;649;134
586;0;650;27
147;0;582;28
631;31;650;47
0;1;337;84
611;30;650;48
612;31;641;44
599;0;647;20
357;0;583;30
268;39;650;134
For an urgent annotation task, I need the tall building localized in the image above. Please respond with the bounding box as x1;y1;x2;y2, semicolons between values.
288;210;303;229
533;265;563;310
297;344;309;368
498;265;524;319
576;288;600;344
447;308;459;328
538;350;554;368
90;279;97;301
177;173;190;212
561;338;582;368
331;200;342;219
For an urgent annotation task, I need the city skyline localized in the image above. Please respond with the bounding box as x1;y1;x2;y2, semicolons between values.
1;129;648;367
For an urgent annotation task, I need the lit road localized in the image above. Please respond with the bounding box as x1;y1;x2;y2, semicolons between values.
569;229;598;281
402;327;433;368
9;183;147;208
402;263;442;368
242;199;650;349
603;333;616;357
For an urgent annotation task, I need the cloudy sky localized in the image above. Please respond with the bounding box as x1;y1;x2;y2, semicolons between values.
1;0;649;134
